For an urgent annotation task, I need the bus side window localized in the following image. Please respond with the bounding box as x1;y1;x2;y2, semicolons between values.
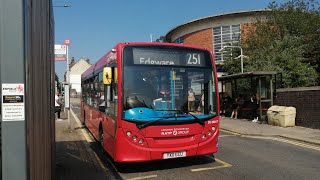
89;77;94;106
93;75;100;109
112;67;118;116
98;72;105;113
106;85;111;110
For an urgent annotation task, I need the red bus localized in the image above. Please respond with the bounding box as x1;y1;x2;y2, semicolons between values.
81;42;220;163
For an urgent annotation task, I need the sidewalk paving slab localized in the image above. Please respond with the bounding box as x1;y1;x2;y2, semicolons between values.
220;117;320;146
55;111;117;180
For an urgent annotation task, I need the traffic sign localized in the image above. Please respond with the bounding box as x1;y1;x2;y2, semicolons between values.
64;38;71;45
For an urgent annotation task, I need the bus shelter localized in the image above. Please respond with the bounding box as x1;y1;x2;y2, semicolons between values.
218;71;280;121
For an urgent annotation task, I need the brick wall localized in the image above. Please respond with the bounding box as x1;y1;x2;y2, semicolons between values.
241;22;256;42
275;87;320;129
183;29;213;51
180;23;256;51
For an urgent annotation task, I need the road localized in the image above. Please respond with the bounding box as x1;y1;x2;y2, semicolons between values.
70;98;320;180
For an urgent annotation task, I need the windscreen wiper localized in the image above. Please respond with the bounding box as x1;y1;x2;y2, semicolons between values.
136;119;162;129
136;115;176;129
136;112;181;129
156;109;205;126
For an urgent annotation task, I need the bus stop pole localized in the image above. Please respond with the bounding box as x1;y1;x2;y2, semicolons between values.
259;78;262;122
65;44;71;129
270;76;273;106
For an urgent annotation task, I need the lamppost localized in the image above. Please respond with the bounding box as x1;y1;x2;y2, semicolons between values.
219;45;246;73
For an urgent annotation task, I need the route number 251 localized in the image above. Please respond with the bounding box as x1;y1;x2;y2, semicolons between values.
187;53;201;65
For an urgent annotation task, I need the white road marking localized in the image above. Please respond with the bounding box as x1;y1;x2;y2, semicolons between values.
70;108;109;174
221;129;320;152
92;151;109;172
70;108;94;142
191;158;232;172
220;129;241;135
126;175;158;180
219;134;237;138
241;135;320;152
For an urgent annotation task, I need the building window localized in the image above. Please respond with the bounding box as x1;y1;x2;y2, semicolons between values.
173;37;184;44
213;24;241;62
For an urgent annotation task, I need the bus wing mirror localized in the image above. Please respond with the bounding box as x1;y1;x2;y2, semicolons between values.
103;67;112;85
114;68;118;83
172;71;176;80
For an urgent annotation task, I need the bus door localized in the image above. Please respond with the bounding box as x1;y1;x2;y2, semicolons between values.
103;67;118;153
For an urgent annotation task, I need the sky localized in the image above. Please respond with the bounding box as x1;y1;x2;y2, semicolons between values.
53;0;289;81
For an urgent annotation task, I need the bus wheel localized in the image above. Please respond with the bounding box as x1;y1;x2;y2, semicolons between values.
99;126;104;148
211;154;216;162
115;162;127;173
83;111;86;125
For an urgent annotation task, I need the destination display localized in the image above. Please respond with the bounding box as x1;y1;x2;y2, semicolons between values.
131;47;209;67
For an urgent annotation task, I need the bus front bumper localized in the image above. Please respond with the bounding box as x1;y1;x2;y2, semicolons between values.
114;129;218;163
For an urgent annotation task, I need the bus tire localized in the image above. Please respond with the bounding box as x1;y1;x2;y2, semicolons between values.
211;154;216;162
83;111;86;125
99;125;104;148
115;162;127;173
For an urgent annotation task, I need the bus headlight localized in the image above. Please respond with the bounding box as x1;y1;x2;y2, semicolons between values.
132;136;137;141
202;134;206;139
123;129;148;147
211;126;216;132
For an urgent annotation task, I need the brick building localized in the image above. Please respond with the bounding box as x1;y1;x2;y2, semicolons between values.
64;57;91;94
165;10;265;72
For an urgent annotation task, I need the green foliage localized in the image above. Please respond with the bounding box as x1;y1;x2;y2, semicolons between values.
247;35;317;87
224;0;320;87
155;36;166;42
55;73;61;93
55;73;59;82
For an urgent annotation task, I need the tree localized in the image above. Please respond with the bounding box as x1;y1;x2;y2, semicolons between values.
225;0;320;87
55;73;59;82
155;36;166;42
55;73;61;93
247;35;317;87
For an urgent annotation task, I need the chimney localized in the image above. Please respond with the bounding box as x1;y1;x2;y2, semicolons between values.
86;58;90;64
69;57;75;68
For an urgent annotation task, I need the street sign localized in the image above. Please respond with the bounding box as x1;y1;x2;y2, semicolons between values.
54;44;67;61
1;83;25;121
64;38;71;46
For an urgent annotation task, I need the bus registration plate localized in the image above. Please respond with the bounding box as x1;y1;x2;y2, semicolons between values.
163;151;186;159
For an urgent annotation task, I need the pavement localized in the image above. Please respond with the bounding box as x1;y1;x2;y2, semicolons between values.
220;116;320;146
55;110;119;180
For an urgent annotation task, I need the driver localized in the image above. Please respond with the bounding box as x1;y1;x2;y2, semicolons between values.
124;75;156;109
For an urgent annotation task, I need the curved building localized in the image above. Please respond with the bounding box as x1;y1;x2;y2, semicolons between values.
165;10;266;65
